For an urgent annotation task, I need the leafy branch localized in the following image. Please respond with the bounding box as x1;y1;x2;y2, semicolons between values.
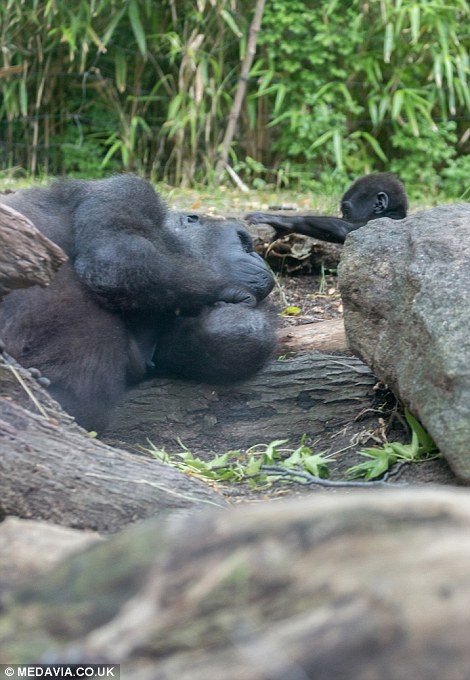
346;410;440;481
143;415;438;490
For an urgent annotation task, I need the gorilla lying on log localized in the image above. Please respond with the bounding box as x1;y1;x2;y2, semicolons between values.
0;175;276;432
245;172;408;244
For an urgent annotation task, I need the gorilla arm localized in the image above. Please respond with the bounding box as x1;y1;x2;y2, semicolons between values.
73;229;258;314
244;212;360;244
245;173;408;245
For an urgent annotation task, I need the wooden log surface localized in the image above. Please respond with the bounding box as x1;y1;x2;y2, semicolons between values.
3;488;470;680
0;355;227;534
105;351;375;453
0;203;67;298
278;318;348;352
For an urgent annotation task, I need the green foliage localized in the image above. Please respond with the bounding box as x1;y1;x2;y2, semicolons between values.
251;0;470;191
346;411;439;481
441;155;470;199
389;122;457;197
144;412;439;488
144;438;334;490
0;0;469;195
0;0;250;183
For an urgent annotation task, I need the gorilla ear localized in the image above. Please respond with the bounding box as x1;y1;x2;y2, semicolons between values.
374;191;389;215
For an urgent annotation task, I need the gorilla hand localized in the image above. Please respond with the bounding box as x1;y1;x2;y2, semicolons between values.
224;251;274;302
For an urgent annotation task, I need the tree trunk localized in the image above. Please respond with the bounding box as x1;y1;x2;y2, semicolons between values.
214;0;266;183
105;352;375;453
3;488;470;680
0;355;227;535
0;203;66;299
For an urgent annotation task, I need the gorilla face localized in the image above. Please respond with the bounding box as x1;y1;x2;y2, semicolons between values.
168;212;275;303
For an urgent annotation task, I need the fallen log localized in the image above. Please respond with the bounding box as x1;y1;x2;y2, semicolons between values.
105;351;375;453
3;488;470;680
247;223;343;273
0;355;227;534
0;203;67;299
278;318;348;353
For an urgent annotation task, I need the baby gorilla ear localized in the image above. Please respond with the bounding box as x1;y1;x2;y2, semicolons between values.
374;191;389;215
237;229;254;253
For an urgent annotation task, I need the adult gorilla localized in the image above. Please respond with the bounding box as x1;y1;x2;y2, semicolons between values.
0;175;276;431
245;173;408;243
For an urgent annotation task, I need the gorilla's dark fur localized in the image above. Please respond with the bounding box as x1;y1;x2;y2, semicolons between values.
245;173;408;243
0;175;276;431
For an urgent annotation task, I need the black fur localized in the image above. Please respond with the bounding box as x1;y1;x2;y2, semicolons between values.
0;175;276;431
245;173;408;244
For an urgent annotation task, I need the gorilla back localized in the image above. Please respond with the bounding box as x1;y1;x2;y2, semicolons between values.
0;176;276;431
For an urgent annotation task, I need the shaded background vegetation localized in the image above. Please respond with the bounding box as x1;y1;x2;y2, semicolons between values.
1;0;469;198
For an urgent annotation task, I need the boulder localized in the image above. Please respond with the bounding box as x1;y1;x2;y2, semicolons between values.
338;203;470;481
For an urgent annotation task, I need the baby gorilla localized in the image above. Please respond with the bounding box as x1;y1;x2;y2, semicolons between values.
0;176;276;431
245;173;408;243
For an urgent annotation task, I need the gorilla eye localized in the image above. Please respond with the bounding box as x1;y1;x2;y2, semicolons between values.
237;229;253;252
184;214;200;225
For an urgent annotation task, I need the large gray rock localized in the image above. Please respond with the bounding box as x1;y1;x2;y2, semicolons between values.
338;203;470;481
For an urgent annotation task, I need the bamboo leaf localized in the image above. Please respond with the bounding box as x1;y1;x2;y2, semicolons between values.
378;94;390;121
101;5;128;47
308;129;333;151
101;140;122;168
384;22;394;63
332;129;343;171
115;50;127;93
391;89;404;119
19;80;28;116
409;5;420;43
434;54;442;88
273;84;286;115
219;9;242;38
167;93;183;120
86;26;107;54
128;0;147;57
368;100;378;126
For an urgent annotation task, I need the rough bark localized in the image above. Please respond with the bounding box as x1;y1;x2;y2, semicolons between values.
0;202;67;298
247;224;343;273
215;0;266;182
105;351;375;453
0;355;227;534
3;488;470;680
